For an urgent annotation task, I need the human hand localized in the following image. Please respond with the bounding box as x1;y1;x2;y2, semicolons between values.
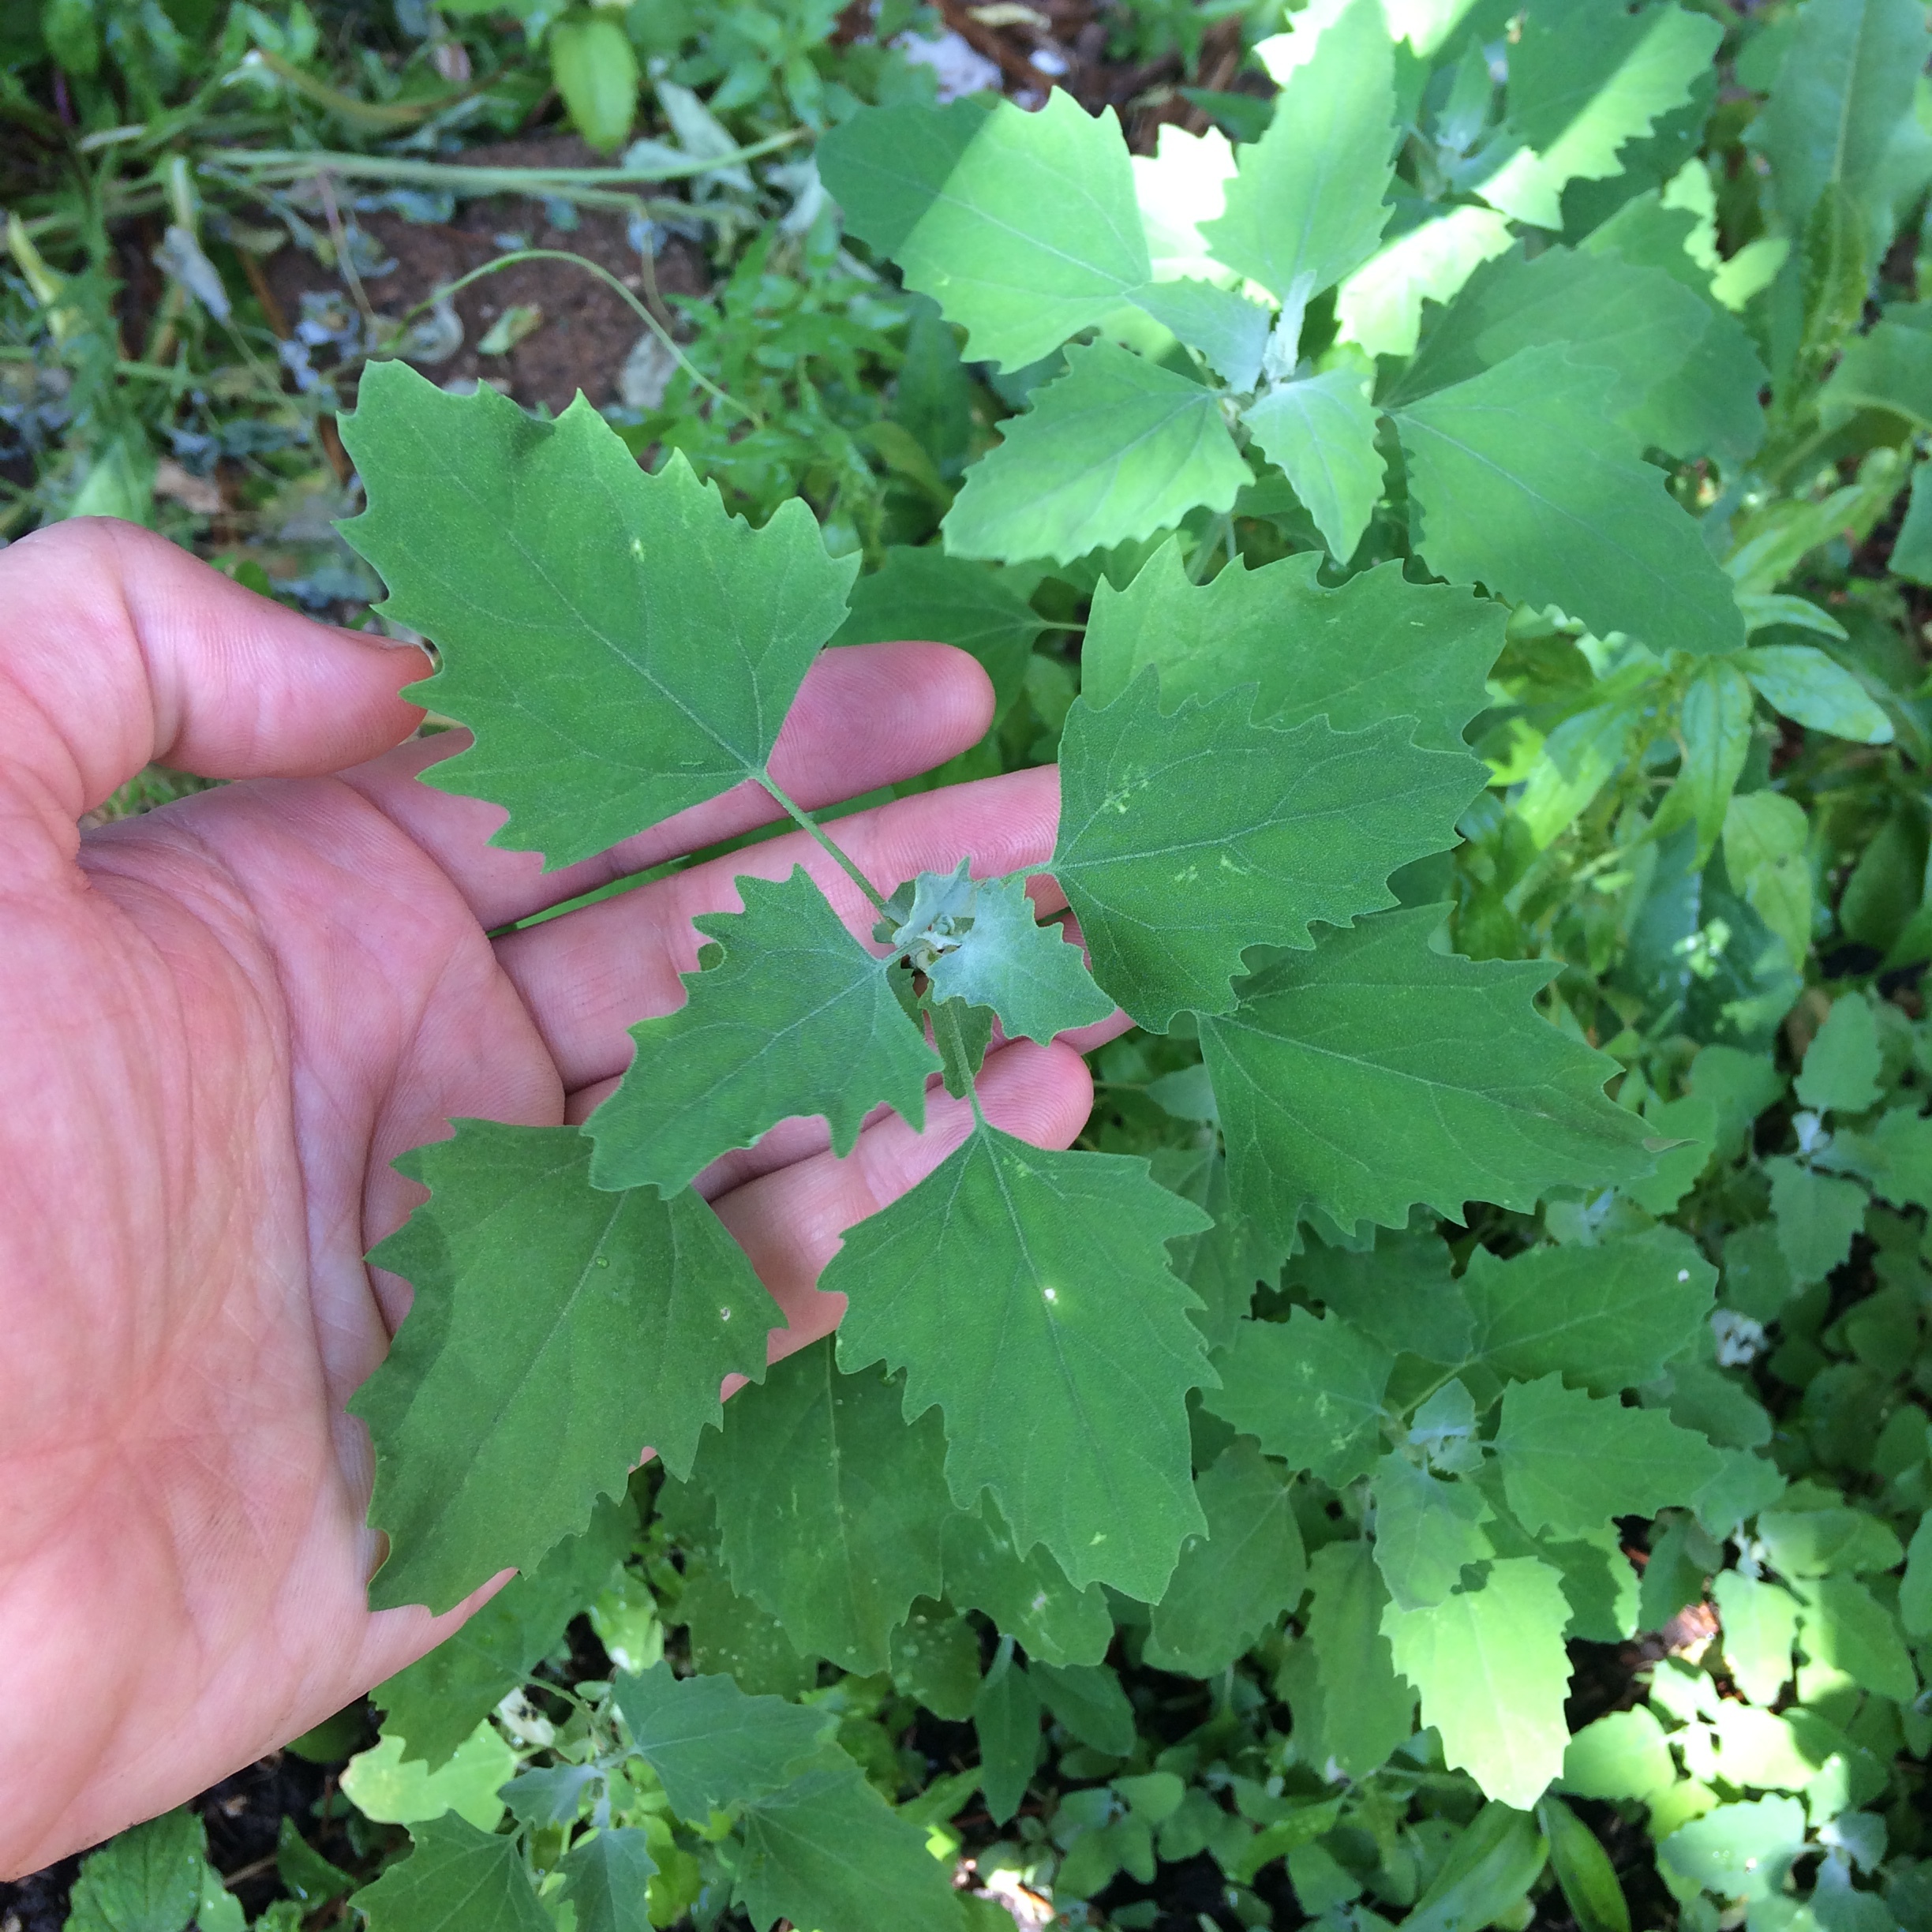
0;518;1105;1876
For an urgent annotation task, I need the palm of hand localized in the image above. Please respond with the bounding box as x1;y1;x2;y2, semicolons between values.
0;522;1095;1874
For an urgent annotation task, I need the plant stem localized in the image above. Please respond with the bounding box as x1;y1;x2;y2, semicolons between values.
934;998;990;1126
758;773;890;916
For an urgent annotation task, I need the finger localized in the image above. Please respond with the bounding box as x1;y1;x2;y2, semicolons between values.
0;521;426;872
338;641;994;931
504;766;1064;1094
711;1038;1095;1363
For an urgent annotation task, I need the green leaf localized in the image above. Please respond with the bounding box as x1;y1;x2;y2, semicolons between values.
832;547;1044;724
65;1810;210;1932
1654;661;1755;863
1393;346;1744;660
1765;1156;1868;1282
889;1604;982;1720
829;1121;1212;1599
1741;646;1893;747
1303;1539;1417;1779
340;1724;516;1830
914;873;1114;1043
938;1498;1114;1667
1335;204;1515;360
944;343;1248;565
1286;1226;1474;1365
1382;1557;1574;1809
549;13;637;152
1866;1104;1932;1211
356;1122;776;1613
1079;540;1503;751
1900;1509;1932;1638
1493;1375;1724;1537
1561;1706;1677;1803
1130;278;1272;388
1056;679;1481;1032
1795;1573;1919;1702
1657;1798;1808;1904
1712;1570;1801;1705
1750;0;1929;252
1479;0;1723;228
1723;792;1813;967
930;995;994;1099
973;1640;1042;1824
1203;1308;1392;1486
819;92;1148;373
339;363;856;870
1405;1804;1548;1932
1200;0;1395;303
1370;1458;1493;1612
1462;1229;1716;1395
1242;369;1386;561
374;1496;631;1770
612;1664;836;1820
693;1342;951;1673
1539;1796;1631;1932
1795;994;1884;1114
586;867;939;1193
352;1816;551;1932
1150;1143;1280;1350
1200;908;1651;1243
1817;316;1932;430
1144;1440;1308;1675
1032;1661;1136;1756
556;1830;658;1932
1891;458;1932;586
732;1760;967;1932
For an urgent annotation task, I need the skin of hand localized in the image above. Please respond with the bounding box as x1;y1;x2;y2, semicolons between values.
0;518;1118;1878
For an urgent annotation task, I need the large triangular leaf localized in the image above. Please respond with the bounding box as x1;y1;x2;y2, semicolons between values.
1493;1375;1724;1537
1392;346;1744;660
943;342;1249;565
1055;676;1484;1032
352;1816;551;1932
556;1830;658;1932
356;1122;777;1613
1381;1557;1574;1810
1144;1440;1307;1676
1480;0;1723;228
732;1761;966;1932
819;92;1148;372
1241;369;1386;562
1199;907;1651;1245
585;867;939;1193
828;1121;1213;1599
1079;540;1503;753
339;361;856;869
612;1664;836;1820
1200;0;1395;303
691;1342;951;1673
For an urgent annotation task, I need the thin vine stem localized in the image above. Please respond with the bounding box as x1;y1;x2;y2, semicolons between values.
757;774;890;917
386;247;758;427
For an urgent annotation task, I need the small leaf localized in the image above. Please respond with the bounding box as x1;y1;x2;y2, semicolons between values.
1711;1571;1801;1705
1131;277;1273;388
1722;791;1813;966
1493;1375;1724;1537
944;342;1249;565
340;1725;516;1831
339;363;856;869
693;1342;951;1674
973;1640;1041;1825
829;1121;1213;1599
1079;541;1503;751
915;874;1114;1043
1144;1441;1308;1676
1203;1308;1393;1486
549;13;638;153
1056;677;1482;1032
1031;1661;1136;1757
1382;1557;1574;1810
1795;1573;1918;1702
1765;1156;1868;1282
556;1829;659;1932
64;1811;211;1932
586;867;939;1193
1393;346;1745;661
1304;1540;1417;1780
612;1664;836;1820
938;1500;1114;1667
1242;369;1386;561
356;1123;777;1613
819;92;1148;373
1371;1458;1493;1612
1794;994;1884;1113
1742;646;1893;745
352;1816;551;1932
1288;1226;1473;1365
1200;0;1396;302
1200;908;1651;1243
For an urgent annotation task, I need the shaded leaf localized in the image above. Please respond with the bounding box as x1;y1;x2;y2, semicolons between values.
1204;1308;1392;1486
1243;369;1386;561
351;1816;550;1932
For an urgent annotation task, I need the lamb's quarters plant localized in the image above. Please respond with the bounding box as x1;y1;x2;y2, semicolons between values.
49;0;1932;1925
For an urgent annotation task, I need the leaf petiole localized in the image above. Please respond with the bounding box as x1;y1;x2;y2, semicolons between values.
757;773;891;917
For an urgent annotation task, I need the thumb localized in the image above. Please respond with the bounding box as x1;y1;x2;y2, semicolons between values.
0;518;429;836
